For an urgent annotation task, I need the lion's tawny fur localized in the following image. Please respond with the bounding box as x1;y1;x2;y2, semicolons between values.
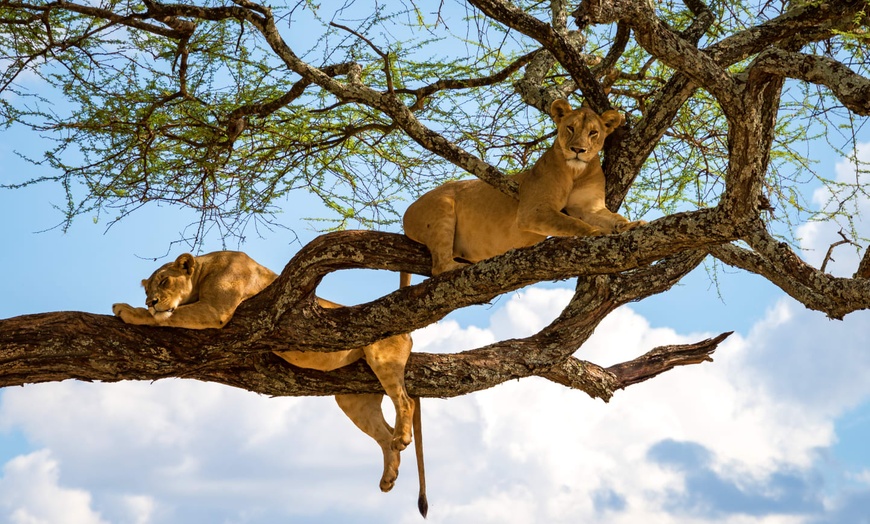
112;251;427;514
403;99;645;275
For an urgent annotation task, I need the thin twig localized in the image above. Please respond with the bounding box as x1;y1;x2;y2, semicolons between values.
329;21;394;93
820;229;856;274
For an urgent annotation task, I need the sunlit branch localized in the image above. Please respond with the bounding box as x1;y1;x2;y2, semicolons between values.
752;48;870;116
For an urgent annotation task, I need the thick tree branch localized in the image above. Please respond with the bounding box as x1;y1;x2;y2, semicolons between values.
251;210;733;350
706;0;867;66
466;0;611;111
752;48;870;116
0;237;715;401
711;230;870;319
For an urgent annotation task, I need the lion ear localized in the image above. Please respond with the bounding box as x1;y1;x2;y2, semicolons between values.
550;99;573;123
599;110;624;134
141;279;148;288
175;253;196;275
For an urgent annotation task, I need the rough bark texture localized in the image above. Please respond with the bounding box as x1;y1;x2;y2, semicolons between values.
1;0;869;404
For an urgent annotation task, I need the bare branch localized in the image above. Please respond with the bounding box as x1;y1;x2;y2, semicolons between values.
820;230;857;274
711;229;870;320
536;331;731;400
606;331;732;390
329;22;394;93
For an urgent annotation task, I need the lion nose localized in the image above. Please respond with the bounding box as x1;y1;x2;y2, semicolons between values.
571;146;587;154
146;298;158;307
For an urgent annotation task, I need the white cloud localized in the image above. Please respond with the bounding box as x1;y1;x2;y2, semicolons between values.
412;288;870;523
0;449;108;524
2;283;870;523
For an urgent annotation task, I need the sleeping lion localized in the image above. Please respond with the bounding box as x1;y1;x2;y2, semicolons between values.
112;251;428;516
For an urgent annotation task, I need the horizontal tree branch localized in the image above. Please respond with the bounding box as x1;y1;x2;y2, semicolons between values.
0;237;716;401
706;0;867;66
251;210;734;350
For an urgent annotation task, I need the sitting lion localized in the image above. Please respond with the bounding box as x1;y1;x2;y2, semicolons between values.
112;251;427;516
403;99;645;275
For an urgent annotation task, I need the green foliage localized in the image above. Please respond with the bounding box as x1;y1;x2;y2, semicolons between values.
0;0;867;244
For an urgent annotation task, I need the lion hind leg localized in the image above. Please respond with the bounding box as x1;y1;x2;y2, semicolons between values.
406;194;466;275
335;393;401;493
364;334;414;452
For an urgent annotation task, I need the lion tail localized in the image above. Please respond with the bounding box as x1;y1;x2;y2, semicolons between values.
413;396;428;518
401;268;426;516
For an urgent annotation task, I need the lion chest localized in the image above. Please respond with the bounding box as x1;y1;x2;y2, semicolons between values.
563;165;608;217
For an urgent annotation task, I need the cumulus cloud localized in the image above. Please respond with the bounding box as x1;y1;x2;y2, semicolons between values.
0;287;865;524
0;449;108;524
415;277;870;523
0;379;426;522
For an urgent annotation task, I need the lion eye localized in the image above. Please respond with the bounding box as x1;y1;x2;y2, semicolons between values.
159;278;168;288
567;125;575;134
589;130;599;138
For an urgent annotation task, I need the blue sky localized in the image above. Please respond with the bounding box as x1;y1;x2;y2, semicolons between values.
3;10;870;524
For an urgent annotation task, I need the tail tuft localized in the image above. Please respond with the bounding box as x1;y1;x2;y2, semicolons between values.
413;396;427;518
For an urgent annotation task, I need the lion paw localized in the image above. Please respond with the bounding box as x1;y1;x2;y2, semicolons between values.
112;303;153;325
615;220;646;233
112;303;132;317
380;456;400;492
391;433;412;452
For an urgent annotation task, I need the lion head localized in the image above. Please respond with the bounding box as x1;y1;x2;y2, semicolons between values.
140;253;197;320
550;99;624;170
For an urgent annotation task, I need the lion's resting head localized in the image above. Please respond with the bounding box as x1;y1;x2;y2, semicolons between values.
140;253;197;321
550;98;624;170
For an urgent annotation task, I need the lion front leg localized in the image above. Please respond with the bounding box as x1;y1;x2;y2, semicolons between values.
112;303;158;325
516;206;605;237
613;219;647;233
335;394;401;492
580;208;645;234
